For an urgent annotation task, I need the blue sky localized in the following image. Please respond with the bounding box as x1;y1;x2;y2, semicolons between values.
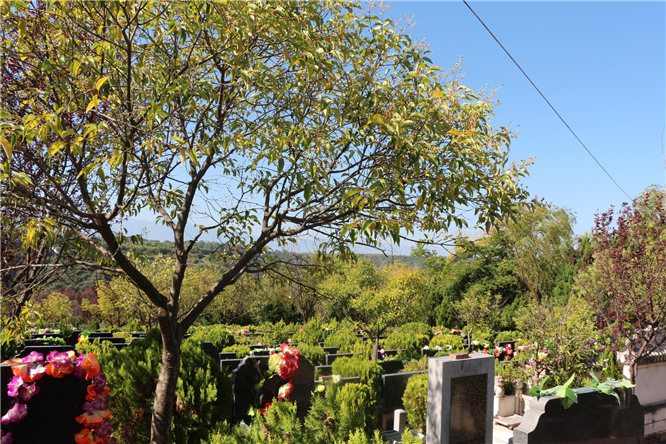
127;1;665;252
385;1;665;236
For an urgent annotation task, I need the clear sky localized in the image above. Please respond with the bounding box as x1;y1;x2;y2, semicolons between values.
127;1;665;252
385;0;665;236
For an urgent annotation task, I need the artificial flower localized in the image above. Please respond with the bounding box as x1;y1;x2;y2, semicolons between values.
75;408;111;428
77;354;101;380
10;352;46;382
275;344;299;380
277;382;294;399
1;403;27;425
94;419;113;438
260;402;272;415
45;350;75;378
17;381;40;401
6;375;23;398
0;431;13;444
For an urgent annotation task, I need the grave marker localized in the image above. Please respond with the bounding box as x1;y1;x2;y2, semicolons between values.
426;353;494;444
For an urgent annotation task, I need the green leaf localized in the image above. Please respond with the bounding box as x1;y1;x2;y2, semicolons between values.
304;183;312;202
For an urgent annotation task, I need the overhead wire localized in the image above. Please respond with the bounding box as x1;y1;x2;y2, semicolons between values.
462;0;631;200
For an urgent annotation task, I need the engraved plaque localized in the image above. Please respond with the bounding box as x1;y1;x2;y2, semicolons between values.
449;373;487;444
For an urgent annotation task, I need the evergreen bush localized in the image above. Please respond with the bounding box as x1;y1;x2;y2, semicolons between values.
331;355;382;395
429;334;465;352
402;373;428;433
382;332;429;360
222;344;251;358
294;343;326;366
189;324;236;349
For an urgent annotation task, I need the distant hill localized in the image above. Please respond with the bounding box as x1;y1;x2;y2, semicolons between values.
45;240;423;295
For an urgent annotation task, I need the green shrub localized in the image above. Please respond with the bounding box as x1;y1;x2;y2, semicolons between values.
222;344;251;358
99;330;231;443
189;324;236;349
291;319;327;345
382;332;429;360
295;343;326;366
429;334;465;352
305;381;376;443
332;355;382;395
494;330;522;343
401;356;428;373
402;373;428;433
394;322;432;337
325;329;362;353
248;400;306;443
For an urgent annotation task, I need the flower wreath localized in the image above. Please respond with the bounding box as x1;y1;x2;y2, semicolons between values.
1;351;115;444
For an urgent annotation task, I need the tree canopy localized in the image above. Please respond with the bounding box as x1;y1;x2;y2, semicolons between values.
575;186;666;382
1;1;529;441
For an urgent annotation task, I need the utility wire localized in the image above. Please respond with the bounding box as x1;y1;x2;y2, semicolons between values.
462;0;631;200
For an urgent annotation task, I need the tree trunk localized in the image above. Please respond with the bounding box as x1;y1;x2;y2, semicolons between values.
150;315;182;444
372;336;379;361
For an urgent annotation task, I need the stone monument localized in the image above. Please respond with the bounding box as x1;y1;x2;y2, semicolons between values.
426;352;494;444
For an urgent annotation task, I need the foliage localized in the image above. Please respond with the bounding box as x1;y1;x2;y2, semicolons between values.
331;355;383;395
324;327;362;353
305;381;377;442
319;260;430;359
424;229;525;328
221;344;251;359
401;357;429;373
1;1;529;438
514;295;599;387
395;322;432;338
495;330;522;343
291;319;328;346
402;372;428;433
189;325;236;350
0;304;40;359
33;291;73;325
98;331;232;443
453;292;501;352
382;331;429;360
429;334;465;353
575;186;666;382
503;202;576;300
294;343;326;367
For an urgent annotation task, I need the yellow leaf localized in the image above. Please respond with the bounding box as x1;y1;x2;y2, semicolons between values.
49;141;65;156
95;76;109;91
86;96;100;113
0;136;12;159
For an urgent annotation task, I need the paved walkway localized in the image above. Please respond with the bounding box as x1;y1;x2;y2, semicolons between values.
493;422;515;444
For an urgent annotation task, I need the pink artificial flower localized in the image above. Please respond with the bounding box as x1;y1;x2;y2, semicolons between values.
45;350;75;378
10;352;47;382
1;403;27;425
0;431;13;444
6;375;23;398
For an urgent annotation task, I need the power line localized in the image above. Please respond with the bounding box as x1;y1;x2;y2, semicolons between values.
462;0;631;200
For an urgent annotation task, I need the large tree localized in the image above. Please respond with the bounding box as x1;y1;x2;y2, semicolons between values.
575;186;666;382
1;2;529;441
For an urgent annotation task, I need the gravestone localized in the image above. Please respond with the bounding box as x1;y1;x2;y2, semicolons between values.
378;359;405;374
426;353;494;444
325;352;356;365
231;354;314;424
380;371;426;429
513;386;644;443
220;358;243;373
1;363;88;443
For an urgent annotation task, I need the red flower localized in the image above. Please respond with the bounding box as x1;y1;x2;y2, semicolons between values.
260;402;272;415
269;344;300;380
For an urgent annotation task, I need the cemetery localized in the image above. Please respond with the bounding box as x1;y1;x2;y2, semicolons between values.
2;321;665;443
1;1;664;443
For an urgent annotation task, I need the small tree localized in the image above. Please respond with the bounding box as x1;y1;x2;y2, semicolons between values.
575;186;666;383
